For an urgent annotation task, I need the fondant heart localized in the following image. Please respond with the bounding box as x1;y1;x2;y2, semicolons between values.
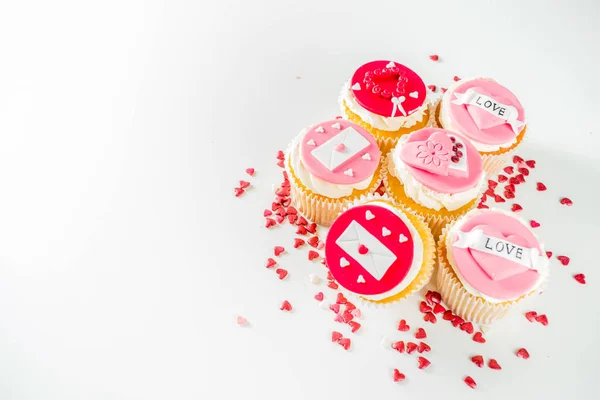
464;87;512;130
399;131;452;176
467;224;532;281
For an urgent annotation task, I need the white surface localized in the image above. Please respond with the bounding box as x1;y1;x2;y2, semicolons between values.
0;0;599;399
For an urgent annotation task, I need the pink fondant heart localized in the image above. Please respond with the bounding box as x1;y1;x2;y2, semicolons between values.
399;131;452;176
464;87;511;130
468;224;531;281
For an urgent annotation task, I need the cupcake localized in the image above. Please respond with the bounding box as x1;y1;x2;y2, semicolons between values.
339;60;435;154
385;127;485;240
324;197;436;304
286;119;382;226
437;208;549;324
436;77;526;176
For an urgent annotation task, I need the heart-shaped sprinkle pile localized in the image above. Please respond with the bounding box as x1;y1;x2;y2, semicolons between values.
393;369;406;382
398;319;410;332
417;356;431;369
488;359;502;370
471;355;484;368
415;328;427;339
472;332;486;343
358;244;369;254
557;255;570;266
516;348;530;359
314;292;324;301
280;300;292;311
574;273;586;284
464;376;477;389
276;268;288;280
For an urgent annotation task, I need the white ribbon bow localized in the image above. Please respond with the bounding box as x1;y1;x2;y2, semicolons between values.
391;96;406;118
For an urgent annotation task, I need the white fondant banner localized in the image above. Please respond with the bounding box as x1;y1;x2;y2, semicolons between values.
452;89;525;134
454;229;542;269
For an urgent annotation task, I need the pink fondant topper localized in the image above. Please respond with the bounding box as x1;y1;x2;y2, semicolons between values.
325;203;416;296
446;78;525;145
397;128;483;193
451;210;544;301
350;61;426;118
300;120;380;185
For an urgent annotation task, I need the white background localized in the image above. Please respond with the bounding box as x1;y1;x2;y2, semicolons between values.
0;0;599;399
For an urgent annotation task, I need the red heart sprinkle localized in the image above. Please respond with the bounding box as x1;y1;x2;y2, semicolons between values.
433;303;445;314
518;167;529;176
488;359;502;370
275;207;286;217
472;332;486;343
314;292;324;301
276;159;285;168
287;214;298;224
516;348;530;359
327;281;339;290
348;321;361;333
530;220;540;228
426;290;442;304
525;160;536;168
306;223;317;234
494;194;505;203
286;206;297;215
327;272;334;282
336;293;347;304
516;173;525;183
560;197;573;206
276;269;288;280
488;180;498;189
239;180;251;189
276;150;285;160
345;302;356;311
525;311;538;322
420;301;432;313
280;300;292;311
329;304;340;313
477;203;489;209
272;202;283;211
265;218;276;228
308;236;319;248
505;184;516;193
424;312;437;323
407;342;418;354
504;190;515;199
332;331;343;342
536;182;547;191
338;338;351;350
274;246;285;256
574;273;586;284
512;203;523;212
418;342;431;353
460;322;474;334
417;356;431;370
308;250;319;261
497;174;508;182
453;76;461;81
509;176;519;185
427;84;437;92
275;215;285;224
263;209;273;217
342;310;354;323
504;166;514;175
452;316;465;327
296;225;307;235
484;188;495;197
275;187;290;197
245;168;255;176
415;328;427;339
443;310;455;321
429;54;439;61
513;155;524;164
464;376;477;389
334;313;344;323
471;355;484;368
358;244;369;254
398;319;410;332
265;258;277;268
392;340;405;353
297;216;308;226
441;87;447;93
557;255;570;266
234;187;245;197
546;251;552;258
293;238;305;248
535;314;549;326
393;369;406;382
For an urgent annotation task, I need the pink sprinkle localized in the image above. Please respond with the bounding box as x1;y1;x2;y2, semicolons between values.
245;168;255;176
236;316;247;325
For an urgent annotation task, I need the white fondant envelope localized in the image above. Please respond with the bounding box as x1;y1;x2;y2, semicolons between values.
311;127;370;172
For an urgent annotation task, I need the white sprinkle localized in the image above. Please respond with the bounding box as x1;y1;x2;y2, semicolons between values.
382;227;391;237
309;273;321;284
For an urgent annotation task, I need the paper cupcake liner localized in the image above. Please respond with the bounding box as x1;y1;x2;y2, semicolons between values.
336;194;436;308
340;100;438;156
382;155;481;241
285;154;383;227
436;225;538;324
434;100;527;177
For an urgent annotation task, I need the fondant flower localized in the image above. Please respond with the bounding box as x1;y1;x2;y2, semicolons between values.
416;140;449;167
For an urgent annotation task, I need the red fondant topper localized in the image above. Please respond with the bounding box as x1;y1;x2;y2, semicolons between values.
350;60;426;118
325;203;415;296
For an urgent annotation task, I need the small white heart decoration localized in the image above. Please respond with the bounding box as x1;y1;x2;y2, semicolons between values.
365;210;375;220
357;275;366;283
340;257;350;268
409;91;419;99
331;122;341;129
362;153;371;160
343;168;353;177
386;61;396;68
351;82;361;90
399;234;408;243
382;227;391;237
315;126;324;133
307;139;316;146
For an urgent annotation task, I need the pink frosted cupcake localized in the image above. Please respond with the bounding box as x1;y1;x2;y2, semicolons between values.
438;208;549;324
436;78;526;176
385;128;485;239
